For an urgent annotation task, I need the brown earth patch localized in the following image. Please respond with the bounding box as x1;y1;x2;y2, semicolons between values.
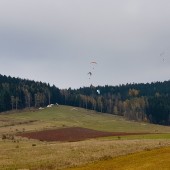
17;127;149;142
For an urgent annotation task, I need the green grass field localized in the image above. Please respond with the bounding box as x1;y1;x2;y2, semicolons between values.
0;105;170;170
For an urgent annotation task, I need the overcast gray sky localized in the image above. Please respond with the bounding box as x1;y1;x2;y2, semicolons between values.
0;0;170;89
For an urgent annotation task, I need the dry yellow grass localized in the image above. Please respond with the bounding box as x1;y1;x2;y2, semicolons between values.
65;146;170;170
0;139;170;170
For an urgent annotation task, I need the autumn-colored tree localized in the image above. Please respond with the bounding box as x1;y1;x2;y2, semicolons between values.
128;89;140;97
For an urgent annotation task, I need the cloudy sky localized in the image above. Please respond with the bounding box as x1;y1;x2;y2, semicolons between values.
0;0;170;89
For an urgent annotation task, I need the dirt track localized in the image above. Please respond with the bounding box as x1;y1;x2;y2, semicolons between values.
17;127;149;142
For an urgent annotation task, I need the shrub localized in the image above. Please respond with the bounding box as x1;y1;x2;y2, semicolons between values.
2;134;7;140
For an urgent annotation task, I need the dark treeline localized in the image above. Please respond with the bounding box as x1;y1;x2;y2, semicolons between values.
60;82;170;125
0;74;61;111
0;74;170;125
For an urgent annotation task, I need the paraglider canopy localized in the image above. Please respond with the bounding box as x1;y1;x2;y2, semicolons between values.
90;61;97;64
90;61;97;70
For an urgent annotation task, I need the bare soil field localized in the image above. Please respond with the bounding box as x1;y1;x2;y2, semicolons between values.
17;127;150;142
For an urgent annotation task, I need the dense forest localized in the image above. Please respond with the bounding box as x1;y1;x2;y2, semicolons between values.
60;82;170;125
0;74;61;111
0;74;170;125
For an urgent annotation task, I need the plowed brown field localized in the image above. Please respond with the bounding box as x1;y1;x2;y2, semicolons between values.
17;127;149;142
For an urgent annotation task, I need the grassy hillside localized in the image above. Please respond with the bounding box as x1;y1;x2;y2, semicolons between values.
0;105;170;170
1;105;170;134
65;147;170;170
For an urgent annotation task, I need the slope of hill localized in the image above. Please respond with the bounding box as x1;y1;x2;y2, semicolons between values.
60;82;170;125
0;106;170;170
1;105;170;134
1;74;170;125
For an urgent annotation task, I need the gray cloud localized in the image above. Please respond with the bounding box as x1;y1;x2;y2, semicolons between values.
0;0;170;88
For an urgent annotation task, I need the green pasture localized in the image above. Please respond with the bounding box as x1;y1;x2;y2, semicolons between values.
0;105;170;135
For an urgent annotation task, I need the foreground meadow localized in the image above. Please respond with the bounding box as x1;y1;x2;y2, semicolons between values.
0;105;170;169
65;146;170;170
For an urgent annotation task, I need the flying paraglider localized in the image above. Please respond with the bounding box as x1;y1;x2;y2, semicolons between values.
160;52;165;56
87;60;97;84
87;72;92;79
97;89;100;94
87;72;92;76
90;61;97;64
90;61;97;69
